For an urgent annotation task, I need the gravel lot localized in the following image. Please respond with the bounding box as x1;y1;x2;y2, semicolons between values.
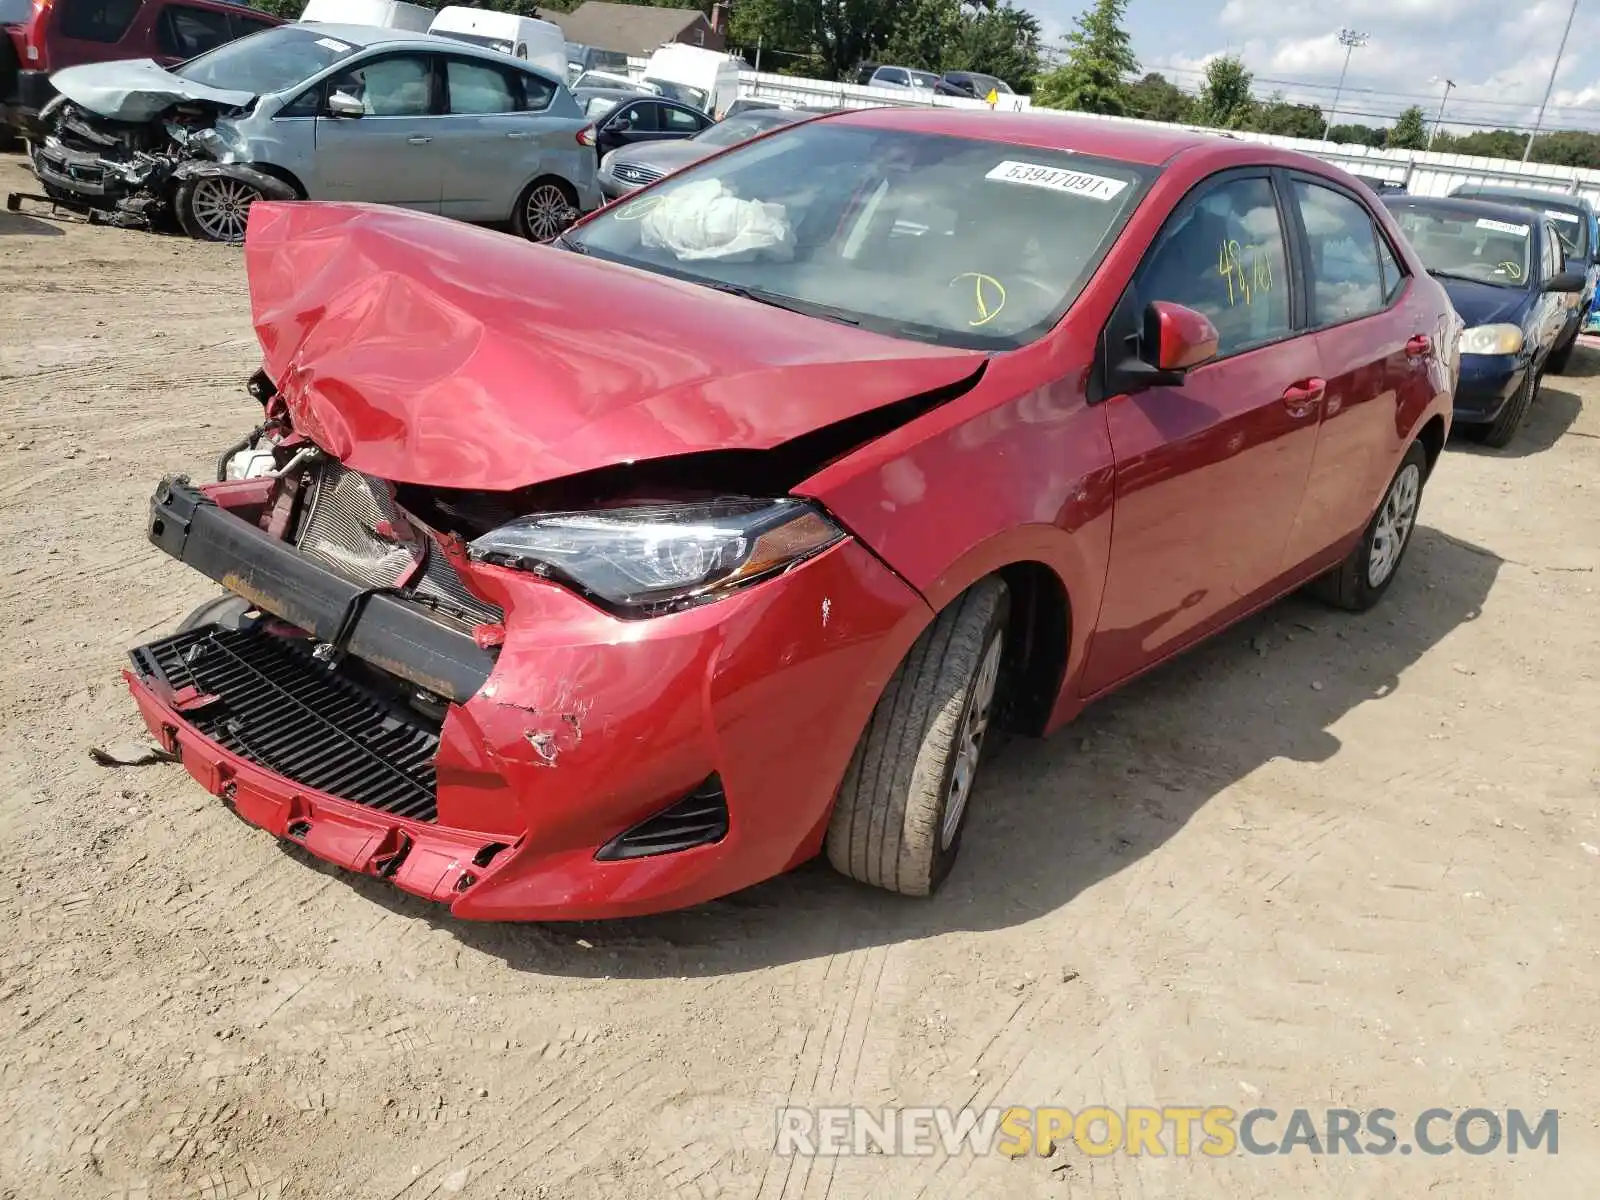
2;153;1598;1199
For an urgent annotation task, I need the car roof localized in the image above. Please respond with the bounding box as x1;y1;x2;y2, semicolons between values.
574;86;652;100
1451;184;1592;212
1385;194;1558;233
821;107;1267;167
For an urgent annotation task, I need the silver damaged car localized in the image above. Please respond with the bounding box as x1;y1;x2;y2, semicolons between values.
28;23;603;242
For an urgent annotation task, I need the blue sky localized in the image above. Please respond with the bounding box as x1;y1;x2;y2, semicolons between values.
1026;0;1600;133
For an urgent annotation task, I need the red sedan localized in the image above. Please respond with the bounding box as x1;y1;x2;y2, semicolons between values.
125;109;1457;919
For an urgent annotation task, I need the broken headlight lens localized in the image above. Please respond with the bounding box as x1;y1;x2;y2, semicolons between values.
467;498;846;612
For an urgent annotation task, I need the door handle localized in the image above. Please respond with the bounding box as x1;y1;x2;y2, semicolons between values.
406;135;432;145
1281;377;1326;418
505;130;533;140
1405;334;1432;358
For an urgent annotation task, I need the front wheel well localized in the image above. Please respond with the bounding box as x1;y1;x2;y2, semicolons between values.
243;162;307;200
1416;414;1447;479
994;561;1071;737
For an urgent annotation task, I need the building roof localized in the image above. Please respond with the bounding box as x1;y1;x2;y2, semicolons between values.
550;2;710;56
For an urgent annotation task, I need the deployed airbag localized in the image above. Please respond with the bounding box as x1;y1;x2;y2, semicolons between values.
640;179;795;262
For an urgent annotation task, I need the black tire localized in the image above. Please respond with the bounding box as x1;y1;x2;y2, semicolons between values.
176;594;256;634
1466;366;1537;449
174;174;263;243
513;176;579;242
1546;331;1577;376
1308;441;1428;612
825;578;1009;897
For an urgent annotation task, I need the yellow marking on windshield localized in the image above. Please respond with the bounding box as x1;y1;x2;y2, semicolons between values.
949;272;1007;327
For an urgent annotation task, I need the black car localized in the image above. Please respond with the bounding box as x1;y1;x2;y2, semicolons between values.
1352;174;1407;195
934;71;1014;100
572;88;713;157
1386;195;1583;447
598;106;817;199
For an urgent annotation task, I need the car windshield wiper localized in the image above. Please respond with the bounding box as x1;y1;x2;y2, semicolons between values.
1426;268;1508;286
551;232;590;255
697;280;861;325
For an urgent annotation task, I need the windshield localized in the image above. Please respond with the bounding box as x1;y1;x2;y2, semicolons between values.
432;30;514;56
1391;207;1532;289
174;25;360;93
567;122;1151;348
965;74;1011;95
1459;191;1590;258
692;113;795;146
910;70;940;88
642;77;707;109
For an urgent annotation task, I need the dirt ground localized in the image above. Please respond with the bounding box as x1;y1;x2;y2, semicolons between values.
2;152;1599;1200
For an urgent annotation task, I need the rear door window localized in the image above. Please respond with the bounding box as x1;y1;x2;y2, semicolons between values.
1292;179;1387;326
661;104;705;134
518;70;554;111
446;57;518;115
156;5;236;59
55;0;141;43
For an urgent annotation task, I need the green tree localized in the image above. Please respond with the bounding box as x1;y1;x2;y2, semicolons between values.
1326;122;1385;147
949;1;1044;92
882;0;964;72
1032;0;1137;114
1127;71;1190;123
1385;104;1428;150
1251;91;1323;138
1192;53;1254;129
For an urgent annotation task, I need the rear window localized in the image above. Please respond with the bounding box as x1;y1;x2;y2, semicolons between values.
568;122;1152;349
55;0;141;43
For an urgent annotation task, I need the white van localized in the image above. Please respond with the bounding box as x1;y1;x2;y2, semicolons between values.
298;0;433;32
427;7;567;81
639;43;741;118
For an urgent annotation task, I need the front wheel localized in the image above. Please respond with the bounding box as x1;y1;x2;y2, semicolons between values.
825;578;1009;897
1467;365;1537;449
175;174;263;243
1308;441;1428;612
514;177;578;242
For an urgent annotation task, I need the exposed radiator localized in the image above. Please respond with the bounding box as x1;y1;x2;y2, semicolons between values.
294;462;503;633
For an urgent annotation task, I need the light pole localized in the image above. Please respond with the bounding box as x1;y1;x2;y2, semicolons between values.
1524;0;1580;162
1427;77;1455;150
1322;28;1369;142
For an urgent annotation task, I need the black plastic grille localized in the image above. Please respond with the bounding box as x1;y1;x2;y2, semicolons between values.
132;624;440;822
596;776;728;860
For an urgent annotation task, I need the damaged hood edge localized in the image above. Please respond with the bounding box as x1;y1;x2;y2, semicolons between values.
246;201;991;493
49;59;255;123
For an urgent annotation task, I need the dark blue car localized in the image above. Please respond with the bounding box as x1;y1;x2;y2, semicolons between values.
1448;184;1598;372
1385;195;1583;447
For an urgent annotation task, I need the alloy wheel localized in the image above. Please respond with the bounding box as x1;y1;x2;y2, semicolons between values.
524;184;573;241
1368;462;1421;588
188;176;260;243
940;631;1004;850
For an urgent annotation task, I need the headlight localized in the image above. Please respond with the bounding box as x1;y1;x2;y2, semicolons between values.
467;497;846;614
1458;324;1525;355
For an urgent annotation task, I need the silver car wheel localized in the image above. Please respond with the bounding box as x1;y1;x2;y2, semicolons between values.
940;630;1003;850
524;183;572;241
1368;462;1421;588
188;176;259;243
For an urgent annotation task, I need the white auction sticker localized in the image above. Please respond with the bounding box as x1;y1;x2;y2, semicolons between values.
985;160;1128;201
1476;218;1529;236
1546;210;1579;222
316;37;351;51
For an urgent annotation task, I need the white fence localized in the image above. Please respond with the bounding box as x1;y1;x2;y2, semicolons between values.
618;56;1600;203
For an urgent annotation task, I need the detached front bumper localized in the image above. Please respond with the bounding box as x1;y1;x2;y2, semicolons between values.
1453;354;1527;424
127;478;931;920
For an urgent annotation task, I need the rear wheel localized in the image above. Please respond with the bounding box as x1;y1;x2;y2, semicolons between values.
514;177;578;242
1309;441;1427;612
175;175;263;243
1467;365;1537;449
825;578;1009;897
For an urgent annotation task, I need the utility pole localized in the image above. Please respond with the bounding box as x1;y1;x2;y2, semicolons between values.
1427;77;1454;150
1524;0;1579;163
1322;28;1369;142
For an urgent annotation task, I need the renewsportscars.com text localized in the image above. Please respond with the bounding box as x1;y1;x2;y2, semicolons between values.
775;1105;1560;1158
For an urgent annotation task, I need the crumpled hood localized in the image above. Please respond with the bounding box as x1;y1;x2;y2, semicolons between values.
49;59;255;123
1438;276;1535;331
244;202;986;492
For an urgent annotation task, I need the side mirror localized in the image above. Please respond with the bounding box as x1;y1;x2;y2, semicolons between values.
1544;269;1584;294
1105;301;1220;395
327;91;365;119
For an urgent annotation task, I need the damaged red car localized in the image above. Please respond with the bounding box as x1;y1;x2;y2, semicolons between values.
125;109;1458;920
